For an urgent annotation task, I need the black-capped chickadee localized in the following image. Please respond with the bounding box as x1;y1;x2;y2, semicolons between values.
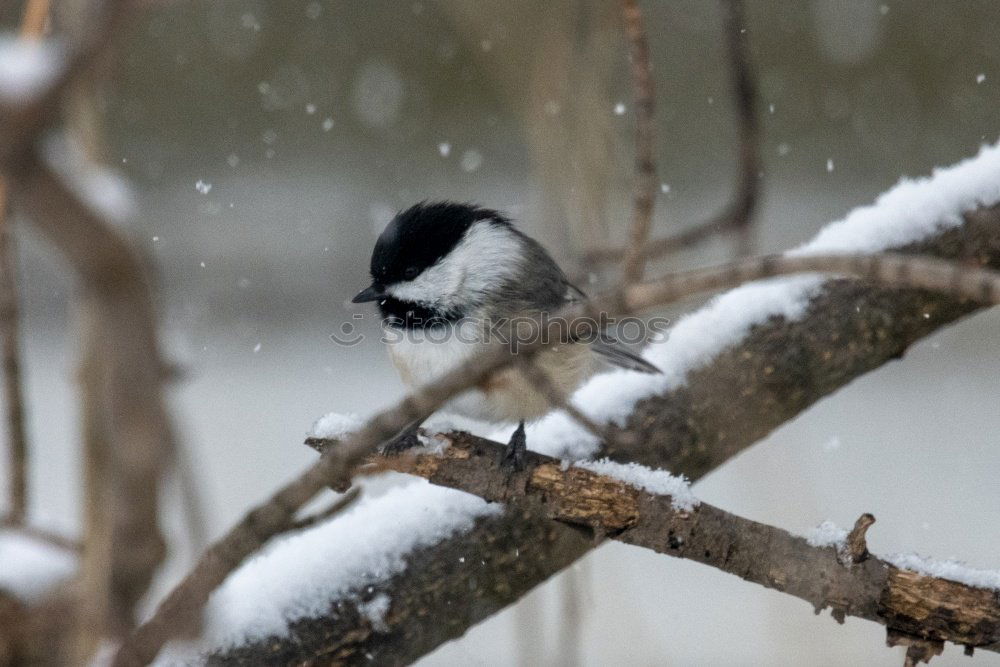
353;201;659;468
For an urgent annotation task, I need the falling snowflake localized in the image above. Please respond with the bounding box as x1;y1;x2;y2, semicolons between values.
195;180;212;194
460;150;482;172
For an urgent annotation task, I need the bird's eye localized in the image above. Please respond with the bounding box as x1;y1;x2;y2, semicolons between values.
403;267;419;280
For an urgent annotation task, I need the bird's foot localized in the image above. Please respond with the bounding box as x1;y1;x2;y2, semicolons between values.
500;421;527;472
381;426;421;455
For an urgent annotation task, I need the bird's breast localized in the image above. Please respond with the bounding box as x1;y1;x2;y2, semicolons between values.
386;325;595;423
386;324;482;387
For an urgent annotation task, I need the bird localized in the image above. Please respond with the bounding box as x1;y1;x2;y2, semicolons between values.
352;201;659;469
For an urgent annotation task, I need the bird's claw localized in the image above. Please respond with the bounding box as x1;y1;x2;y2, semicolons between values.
500;421;527;472
381;428;421;455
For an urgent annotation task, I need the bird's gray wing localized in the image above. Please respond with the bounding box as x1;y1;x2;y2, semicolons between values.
562;284;662;375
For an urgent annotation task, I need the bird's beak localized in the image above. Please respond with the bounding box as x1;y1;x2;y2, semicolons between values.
352;284;386;303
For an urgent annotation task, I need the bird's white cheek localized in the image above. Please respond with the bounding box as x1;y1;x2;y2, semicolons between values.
387;262;465;307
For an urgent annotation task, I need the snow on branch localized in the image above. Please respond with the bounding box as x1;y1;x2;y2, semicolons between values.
0;529;77;604
129;148;1000;664
198;146;1000;664
0;36;64;104
210;434;1000;662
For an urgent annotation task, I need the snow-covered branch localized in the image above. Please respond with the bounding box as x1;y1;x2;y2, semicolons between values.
198;146;1000;664
131;239;1000;664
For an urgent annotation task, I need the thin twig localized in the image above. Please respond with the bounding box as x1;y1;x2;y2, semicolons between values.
845;513;876;564
282;487;362;534
20;0;51;39
514;357;611;442
0;517;80;552
583;0;760;267
0;0;51;528
618;0;658;284
0;185;28;525
622;252;1000;314
720;0;760;257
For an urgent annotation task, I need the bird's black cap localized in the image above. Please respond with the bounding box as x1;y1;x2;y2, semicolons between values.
366;201;508;289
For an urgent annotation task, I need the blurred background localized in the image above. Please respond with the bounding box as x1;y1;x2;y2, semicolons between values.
2;0;1000;664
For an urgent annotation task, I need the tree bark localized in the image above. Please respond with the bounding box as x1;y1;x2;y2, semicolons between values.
348;437;1000;653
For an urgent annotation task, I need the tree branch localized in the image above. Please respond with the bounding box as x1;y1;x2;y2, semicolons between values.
0;185;28;526
148;244;1000;663
618;0;658;284
207;203;1000;665
12;154;176;642
361;437;1000;654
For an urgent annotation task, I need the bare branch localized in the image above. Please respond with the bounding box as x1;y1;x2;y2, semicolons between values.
0;186;28;526
622;251;1000;314
13;154;175;643
845;513;876;564
19;0;51;40
0;519;80;553
282;488;362;535
584;0;761;266
513;357;611;442
619;0;658;284
0;0;54;532
0;0;132;169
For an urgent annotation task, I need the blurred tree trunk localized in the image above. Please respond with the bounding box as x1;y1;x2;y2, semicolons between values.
437;0;622;270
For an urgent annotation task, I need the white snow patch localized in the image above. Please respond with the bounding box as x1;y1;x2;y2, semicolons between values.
41;133;137;223
888;553;1000;591
358;593;391;632
805;520;848;549
576;459;698;511
0;531;78;603
793;141;1000;256
207;480;500;646
0;37;64;103
310;412;363;439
